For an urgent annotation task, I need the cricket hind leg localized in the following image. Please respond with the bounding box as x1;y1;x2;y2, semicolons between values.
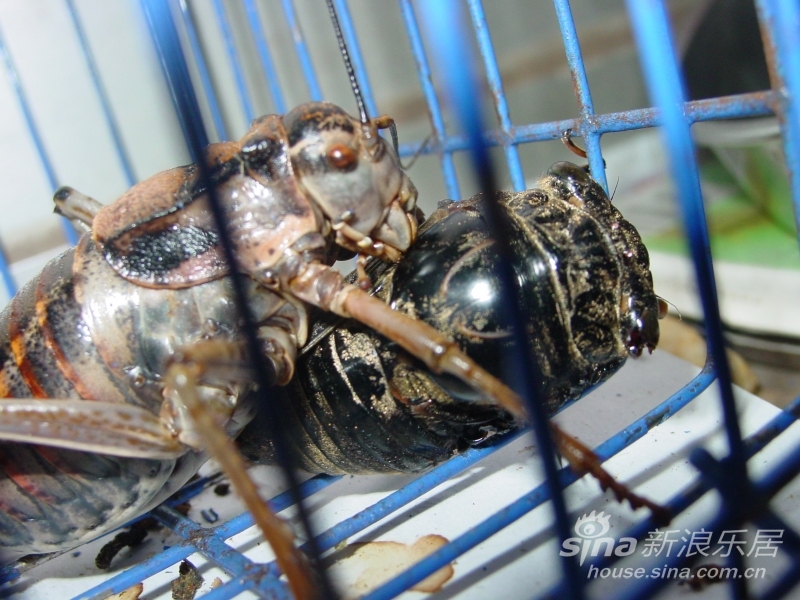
551;422;672;523
163;340;322;600
0;398;186;458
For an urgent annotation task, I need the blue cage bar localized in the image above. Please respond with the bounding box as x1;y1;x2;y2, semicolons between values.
0;0;799;598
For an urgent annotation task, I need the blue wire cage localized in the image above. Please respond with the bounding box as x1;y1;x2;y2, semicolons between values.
0;0;799;598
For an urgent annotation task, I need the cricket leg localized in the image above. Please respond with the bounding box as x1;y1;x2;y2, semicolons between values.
163;341;320;600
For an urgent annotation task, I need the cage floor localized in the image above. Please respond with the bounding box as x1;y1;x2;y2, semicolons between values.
5;350;799;600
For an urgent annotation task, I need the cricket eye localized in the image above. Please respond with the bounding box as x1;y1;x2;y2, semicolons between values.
327;144;358;171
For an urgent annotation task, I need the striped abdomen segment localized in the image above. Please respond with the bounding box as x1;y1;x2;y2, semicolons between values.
1;248;129;403
0;252;78;400
0;248;182;556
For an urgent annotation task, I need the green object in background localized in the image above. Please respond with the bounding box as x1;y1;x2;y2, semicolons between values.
645;148;800;271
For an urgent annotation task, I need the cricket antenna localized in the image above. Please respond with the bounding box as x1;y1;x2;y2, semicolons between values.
326;0;369;127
